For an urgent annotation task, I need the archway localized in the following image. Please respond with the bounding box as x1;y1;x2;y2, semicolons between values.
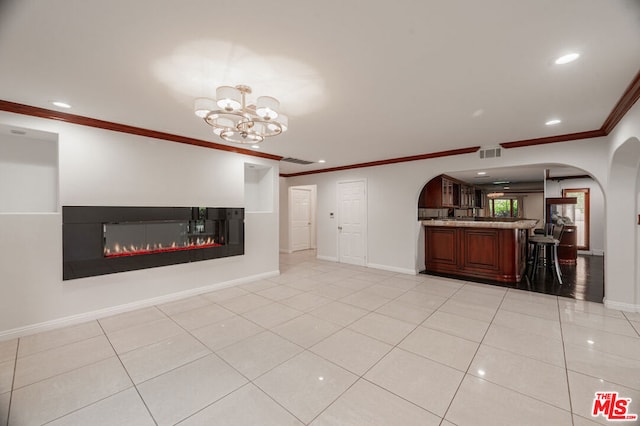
416;163;607;301
606;137;640;311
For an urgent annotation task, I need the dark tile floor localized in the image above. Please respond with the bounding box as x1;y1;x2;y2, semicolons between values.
423;255;605;303
520;254;604;303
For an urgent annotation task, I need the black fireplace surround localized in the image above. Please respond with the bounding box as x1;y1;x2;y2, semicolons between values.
63;206;244;280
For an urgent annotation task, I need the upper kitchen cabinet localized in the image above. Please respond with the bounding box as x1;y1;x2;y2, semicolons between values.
419;175;461;208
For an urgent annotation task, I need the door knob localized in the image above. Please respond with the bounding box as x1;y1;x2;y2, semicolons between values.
338;226;343;230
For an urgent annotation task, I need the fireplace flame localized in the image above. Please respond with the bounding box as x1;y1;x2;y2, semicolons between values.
104;238;223;258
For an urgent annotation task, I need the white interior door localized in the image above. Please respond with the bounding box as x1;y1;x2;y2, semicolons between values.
338;180;367;266
290;187;312;251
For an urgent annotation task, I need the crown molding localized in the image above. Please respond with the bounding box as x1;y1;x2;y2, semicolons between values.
0;100;283;161
279;146;481;177
601;69;640;134
499;129;606;149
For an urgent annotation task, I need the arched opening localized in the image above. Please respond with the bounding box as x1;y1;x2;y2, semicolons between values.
416;163;606;302
606;137;640;311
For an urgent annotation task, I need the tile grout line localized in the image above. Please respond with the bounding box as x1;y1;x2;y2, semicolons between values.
162;302;309;425
237;271;425;424
438;284;509;423
12;326;104;360
557;295;576;426
622;311;640;338
9;343;116;393
6;338;19;426
96;321;159;426
40;388;141;426
305;277;467;424
451;291;580;416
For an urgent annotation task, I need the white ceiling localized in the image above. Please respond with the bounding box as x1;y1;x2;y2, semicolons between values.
446;164;590;193
0;0;639;174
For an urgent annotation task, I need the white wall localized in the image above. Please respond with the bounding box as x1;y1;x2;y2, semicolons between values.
284;136;610;276
279;177;289;252
0;111;280;337
545;178;605;254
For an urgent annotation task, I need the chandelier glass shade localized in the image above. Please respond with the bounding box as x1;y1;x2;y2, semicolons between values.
194;85;288;144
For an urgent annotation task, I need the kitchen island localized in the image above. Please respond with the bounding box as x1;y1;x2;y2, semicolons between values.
422;219;538;283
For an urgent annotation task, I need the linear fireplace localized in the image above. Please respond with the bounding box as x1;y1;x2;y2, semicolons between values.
63;206;244;280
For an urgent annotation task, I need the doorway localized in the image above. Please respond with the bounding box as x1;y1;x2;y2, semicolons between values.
288;185;316;252
337;179;367;266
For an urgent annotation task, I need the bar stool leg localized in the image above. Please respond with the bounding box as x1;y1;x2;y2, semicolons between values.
529;244;540;280
552;243;563;285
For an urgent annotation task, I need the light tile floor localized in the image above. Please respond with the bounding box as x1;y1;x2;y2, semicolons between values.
2;250;640;425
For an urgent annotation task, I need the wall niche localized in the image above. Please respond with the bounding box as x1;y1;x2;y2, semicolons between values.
0;125;58;213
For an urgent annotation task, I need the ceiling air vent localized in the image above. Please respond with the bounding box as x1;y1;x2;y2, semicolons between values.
479;146;501;159
281;157;315;165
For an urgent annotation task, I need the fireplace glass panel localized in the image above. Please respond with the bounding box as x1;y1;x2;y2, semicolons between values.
103;219;224;258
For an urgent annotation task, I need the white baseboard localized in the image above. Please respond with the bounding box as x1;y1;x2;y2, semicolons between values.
603;298;640;313
279;248;293;254
316;255;338;262
0;270;280;342
366;262;416;275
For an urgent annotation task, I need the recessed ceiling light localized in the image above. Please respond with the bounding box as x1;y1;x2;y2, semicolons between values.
503;186;510;190
493;181;510;185
555;53;580;65
251;145;260;149
545;119;562;126
477;171;487;175
51;101;71;109
318;159;326;163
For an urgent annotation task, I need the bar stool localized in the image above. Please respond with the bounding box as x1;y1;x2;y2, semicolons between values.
528;224;564;284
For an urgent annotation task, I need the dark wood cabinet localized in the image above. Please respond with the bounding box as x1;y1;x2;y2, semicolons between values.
460;185;474;208
424;225;528;282
558;225;577;264
419;175;460;208
419;175;486;214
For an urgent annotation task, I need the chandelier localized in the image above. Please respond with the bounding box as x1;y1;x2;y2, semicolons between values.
194;85;288;144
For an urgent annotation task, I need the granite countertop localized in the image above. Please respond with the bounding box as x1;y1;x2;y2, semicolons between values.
422;219;539;229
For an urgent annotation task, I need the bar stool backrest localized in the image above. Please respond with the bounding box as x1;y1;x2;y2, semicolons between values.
552;223;564;241
544;223;554;236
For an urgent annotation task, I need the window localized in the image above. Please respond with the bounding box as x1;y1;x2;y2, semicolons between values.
490;198;519;218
